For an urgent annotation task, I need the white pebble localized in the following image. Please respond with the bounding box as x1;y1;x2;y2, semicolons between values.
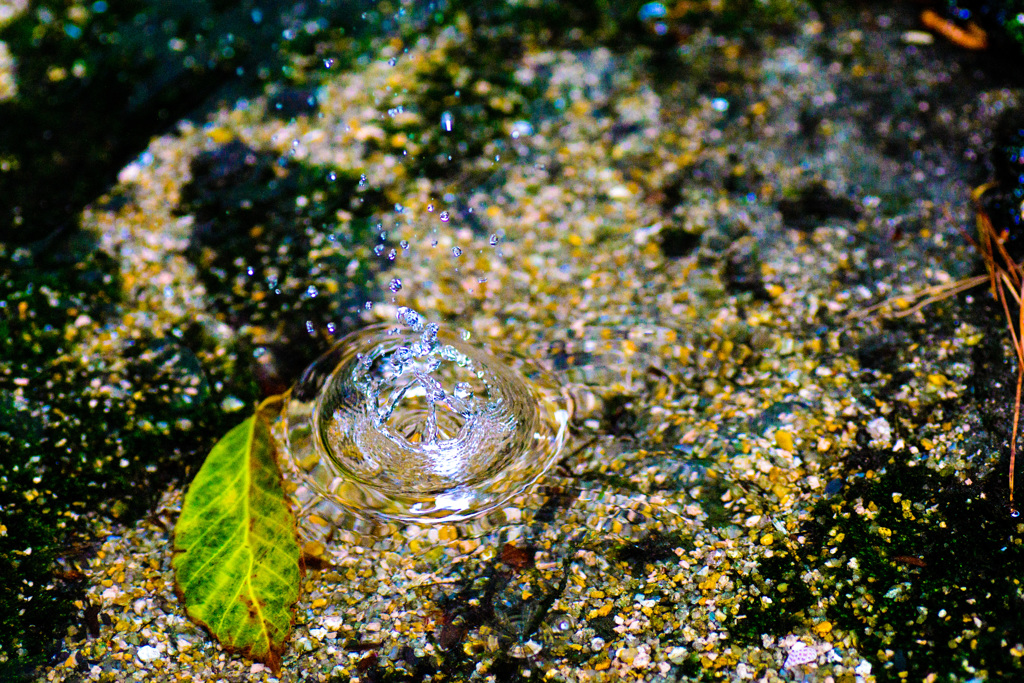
136;645;161;663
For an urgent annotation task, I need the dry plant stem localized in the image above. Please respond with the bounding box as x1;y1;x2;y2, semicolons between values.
851;192;1024;511
981;205;1024;512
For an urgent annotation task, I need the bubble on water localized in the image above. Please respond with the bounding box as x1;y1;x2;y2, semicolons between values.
280;316;570;531
451;246;463;257
441;111;454;132
439;211;450;222
389;278;403;292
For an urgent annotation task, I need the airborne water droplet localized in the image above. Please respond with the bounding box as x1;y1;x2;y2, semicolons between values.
439;211;450;222
327;171;337;182
451;246;463;257
441;111;454;132
389;278;402;292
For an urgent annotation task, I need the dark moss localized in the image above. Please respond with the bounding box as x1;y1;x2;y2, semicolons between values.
777;181;860;231
267;87;321;120
804;459;1024;681
978;108;1024;260
731;547;817;643
658;227;702;258
177;141;386;379
382;17;540;185
0;238;262;679
0;0;378;244
614;531;693;574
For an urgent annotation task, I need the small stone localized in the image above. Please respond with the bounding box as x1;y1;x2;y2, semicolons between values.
137;645;161;663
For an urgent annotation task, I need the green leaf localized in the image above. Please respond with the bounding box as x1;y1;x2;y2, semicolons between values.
173;414;301;673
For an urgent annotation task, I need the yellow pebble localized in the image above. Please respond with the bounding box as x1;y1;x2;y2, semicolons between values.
774;431;794;451
759;534;774;546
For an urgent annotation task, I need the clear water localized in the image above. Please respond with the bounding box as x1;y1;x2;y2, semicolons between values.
279;307;570;537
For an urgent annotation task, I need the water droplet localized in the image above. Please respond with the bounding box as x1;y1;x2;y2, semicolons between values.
439;211;450;222
400;240;410;250
441;111;454;132
306;285;319;298
374;244;384;256
460;329;471;341
388;249;397;261
396;306;423;331
327;171;337;182
394;203;405;213
489;234;500;246
427;204;434;212
359;174;367;186
327;322;337;334
364;301;373;310
387;57;397;66
451;246;463;257
389;278;402;292
324;57;335;68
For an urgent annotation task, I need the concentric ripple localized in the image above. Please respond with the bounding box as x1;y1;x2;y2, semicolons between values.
279;309;571;534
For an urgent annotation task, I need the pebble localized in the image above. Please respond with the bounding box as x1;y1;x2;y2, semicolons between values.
136;645;161;663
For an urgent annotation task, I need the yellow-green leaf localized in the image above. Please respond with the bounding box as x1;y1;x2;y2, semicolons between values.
173;414;300;673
